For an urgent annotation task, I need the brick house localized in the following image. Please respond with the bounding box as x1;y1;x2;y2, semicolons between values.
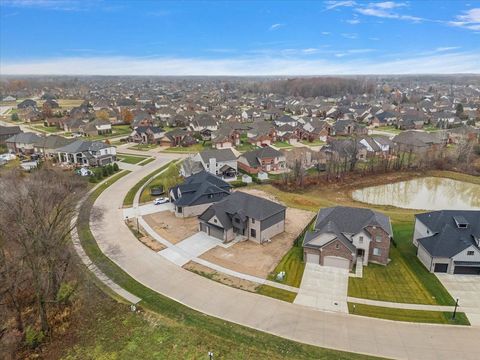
237;146;286;174
303;207;393;270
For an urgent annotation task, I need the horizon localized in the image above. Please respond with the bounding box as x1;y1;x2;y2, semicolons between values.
1;1;480;76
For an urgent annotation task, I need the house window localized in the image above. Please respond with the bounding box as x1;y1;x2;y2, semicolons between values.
208;194;214;199
213;219;217;223
373;248;381;256
177;206;182;213
467;250;474;256
335;243;340;249
250;229;256;238
359;236;364;244
376;235;382;242
234;218;240;223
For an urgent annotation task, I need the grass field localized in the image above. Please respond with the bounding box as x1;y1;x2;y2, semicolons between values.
74;172;378;360
117;153;149;165
256;285;297;303
31;124;62;133
300;139;326;146
267;246;305;288
123;161;175;206
138;157;156;166
162;142;211;153
129;143;158;151
273;141;294;148
139;162;182;203
348;303;469;325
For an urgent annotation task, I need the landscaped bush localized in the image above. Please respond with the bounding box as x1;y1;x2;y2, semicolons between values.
230;180;247;188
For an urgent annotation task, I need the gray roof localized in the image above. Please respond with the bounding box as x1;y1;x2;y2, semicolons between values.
416;210;480;258
199;191;286;230
6;132;41;144
199;148;237;163
55;139;111;153
240;146;282;168
393;131;445;147
0;125;21;136
304;206;392;249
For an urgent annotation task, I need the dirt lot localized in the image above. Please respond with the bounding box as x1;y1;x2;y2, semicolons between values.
183;261;259;292
127;219;166;252
143;210;198;244
200;189;315;278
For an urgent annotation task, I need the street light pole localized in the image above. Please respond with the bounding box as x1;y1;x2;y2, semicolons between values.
452;298;459;320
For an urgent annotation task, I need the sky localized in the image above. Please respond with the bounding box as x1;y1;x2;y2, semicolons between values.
0;0;479;75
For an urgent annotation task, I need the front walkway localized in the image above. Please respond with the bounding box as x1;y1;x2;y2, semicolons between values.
437;274;480;326
294;263;349;313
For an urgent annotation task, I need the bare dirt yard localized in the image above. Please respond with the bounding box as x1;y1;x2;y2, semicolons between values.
126;219;166;252
143;210;198;244
200;189;315;278
183;261;259;292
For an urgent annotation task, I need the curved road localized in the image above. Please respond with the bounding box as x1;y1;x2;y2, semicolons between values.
90;154;480;360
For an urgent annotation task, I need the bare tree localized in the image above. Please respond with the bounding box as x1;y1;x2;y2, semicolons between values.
0;167;87;334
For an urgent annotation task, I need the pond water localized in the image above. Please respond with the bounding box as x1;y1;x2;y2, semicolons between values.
351;177;480;210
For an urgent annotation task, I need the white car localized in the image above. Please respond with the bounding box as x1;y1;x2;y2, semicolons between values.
154;197;169;205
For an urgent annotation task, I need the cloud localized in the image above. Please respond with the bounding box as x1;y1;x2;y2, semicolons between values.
449;8;480;31
374;2;407;10
1;0;85;11
269;23;284;31
324;1;356;10
2;51;478;76
346;17;360;24
435;47;460;52
341;33;358;39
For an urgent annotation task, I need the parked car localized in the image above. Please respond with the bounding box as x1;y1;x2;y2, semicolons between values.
154;197;169;205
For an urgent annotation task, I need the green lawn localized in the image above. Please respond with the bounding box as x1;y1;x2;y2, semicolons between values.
128;143;158;151
235;141;258;153
117;153;149;165
375;126;402;134
162;142;211;153
123;161;175;207
256;285;297;303
31;124;62;133
138;157;155;166
267;246;305;288
139;162;182;203
273;141;293;148
300;139;326;146
348;303;469;325
75;172;378;360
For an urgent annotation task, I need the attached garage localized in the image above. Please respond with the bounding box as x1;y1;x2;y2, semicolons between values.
434;263;449;273
306;253;320;264
453;264;480;275
201;223;225;241
323;256;350;270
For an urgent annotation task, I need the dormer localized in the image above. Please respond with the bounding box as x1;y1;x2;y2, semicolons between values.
453;216;469;229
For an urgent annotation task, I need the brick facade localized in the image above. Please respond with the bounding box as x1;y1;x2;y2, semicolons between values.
320;239;354;270
365;226;390;265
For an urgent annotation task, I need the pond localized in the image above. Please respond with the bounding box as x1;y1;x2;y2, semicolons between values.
351;177;480;210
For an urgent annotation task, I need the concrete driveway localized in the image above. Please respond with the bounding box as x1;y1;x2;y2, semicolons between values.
436;274;480;326
294;263;349;313
158;232;222;266
123;202;173;219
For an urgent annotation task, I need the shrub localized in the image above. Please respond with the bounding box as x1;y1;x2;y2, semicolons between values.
25;326;45;348
106;164;113;175
56;282;76;304
102;166;108;177
113;162;119;172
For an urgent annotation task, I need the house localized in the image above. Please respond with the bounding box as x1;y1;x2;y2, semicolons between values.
160;128;197;147
5;132;42;155
238;146;286;174
55;139;116;166
413;210;480;274
332;120;367;136
446;126;479;144
190;114;218;132
198;191;286;243
321;139;368;163
371;111;398;127
211;126;241;149
181;148;238;179
129;126;165;144
17;99;37;109
0;125;22;145
80;119;112;137
33;135;74;157
169;171;231;218
392;131;446;154
358;136;393;157
303;206;393;270
246;121;277;146
300;120;332;142
274;115;297;127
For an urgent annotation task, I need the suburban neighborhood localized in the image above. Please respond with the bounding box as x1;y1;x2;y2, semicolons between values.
1;1;480;359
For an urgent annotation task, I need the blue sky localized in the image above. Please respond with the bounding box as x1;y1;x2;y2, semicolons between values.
1;0;479;75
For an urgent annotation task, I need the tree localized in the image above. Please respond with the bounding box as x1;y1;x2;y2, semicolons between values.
11;113;19;121
96;109;110;121
0;167;87;335
121;108;133;124
455;103;464;116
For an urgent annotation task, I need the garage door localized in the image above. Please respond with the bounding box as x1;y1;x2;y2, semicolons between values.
306;253;320;264
454;266;480;275
434;263;448;273
207;224;225;241
323;256;350;269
